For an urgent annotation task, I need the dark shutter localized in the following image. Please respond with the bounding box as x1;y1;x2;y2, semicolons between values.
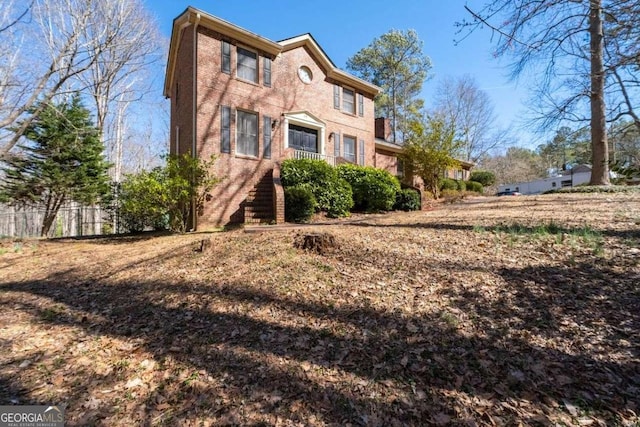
333;85;340;109
358;94;364;117
263;116;271;159
263;56;271;87
222;41;231;74
359;139;365;165
334;132;341;157
221;106;231;153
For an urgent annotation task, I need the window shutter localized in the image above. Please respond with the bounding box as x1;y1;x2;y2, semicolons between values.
222;41;231;74
263;56;271;87
359;139;365;165
334;132;341;158
263;116;271;159
333;85;340;109
221;106;231;153
358;93;364;117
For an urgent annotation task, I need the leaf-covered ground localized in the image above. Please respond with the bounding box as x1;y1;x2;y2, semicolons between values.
1;193;639;426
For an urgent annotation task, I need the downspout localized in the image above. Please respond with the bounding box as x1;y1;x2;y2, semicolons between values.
191;12;201;231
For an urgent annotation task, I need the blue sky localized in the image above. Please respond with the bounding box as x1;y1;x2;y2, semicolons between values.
148;0;535;147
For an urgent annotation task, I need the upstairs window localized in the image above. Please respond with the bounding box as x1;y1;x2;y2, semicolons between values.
342;88;355;114
237;47;257;83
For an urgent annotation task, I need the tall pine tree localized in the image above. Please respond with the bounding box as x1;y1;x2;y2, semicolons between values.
1;94;111;236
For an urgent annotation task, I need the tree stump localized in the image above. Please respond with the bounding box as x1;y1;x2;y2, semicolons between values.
294;232;338;254
195;238;211;252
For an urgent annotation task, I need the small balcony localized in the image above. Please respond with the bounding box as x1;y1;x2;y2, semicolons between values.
291;150;336;167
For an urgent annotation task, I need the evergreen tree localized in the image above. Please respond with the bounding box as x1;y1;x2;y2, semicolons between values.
1;94;111;236
346;30;431;143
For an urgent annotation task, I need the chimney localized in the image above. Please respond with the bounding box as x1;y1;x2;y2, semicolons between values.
375;117;392;142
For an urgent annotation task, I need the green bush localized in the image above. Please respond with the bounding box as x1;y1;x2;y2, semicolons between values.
116;154;220;233
337;164;400;212
465;180;483;193
439;178;458;191
118;169;168;232
394;188;421;211
456;180;466;191
469;170;496;187
281;158;353;217
284;185;317;223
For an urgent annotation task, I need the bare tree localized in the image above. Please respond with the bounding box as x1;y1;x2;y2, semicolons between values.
432;75;510;163
0;0;165;168
458;0;619;185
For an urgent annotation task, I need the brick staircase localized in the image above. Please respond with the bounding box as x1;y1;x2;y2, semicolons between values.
244;170;274;224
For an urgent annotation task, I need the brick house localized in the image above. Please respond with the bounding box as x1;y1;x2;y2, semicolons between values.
165;7;471;229
164;6;381;229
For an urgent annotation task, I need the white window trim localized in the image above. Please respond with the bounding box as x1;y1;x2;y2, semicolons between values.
342;86;356;115
236;44;259;84
236;109;259;157
343;135;356;163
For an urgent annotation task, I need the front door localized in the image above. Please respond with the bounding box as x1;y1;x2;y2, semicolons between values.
288;124;318;153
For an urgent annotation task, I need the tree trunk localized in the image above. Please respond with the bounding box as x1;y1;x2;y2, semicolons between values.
589;0;610;185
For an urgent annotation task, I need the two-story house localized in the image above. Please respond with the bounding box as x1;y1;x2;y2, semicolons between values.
164;7;380;229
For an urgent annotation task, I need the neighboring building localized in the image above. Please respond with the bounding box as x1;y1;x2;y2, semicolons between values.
165;7;380;228
497;165;592;195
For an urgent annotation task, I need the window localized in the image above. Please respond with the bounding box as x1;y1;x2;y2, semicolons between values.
344;136;356;163
237;47;257;83
289;125;318;153
552;182;557;188
358;93;364;117
263;116;272;158
222;41;231;74
263;56;271;87
358;139;365;165
236;110;258;156
221;106;231;153
342;88;355;114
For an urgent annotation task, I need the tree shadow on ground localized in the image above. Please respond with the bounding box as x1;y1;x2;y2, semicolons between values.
1;248;639;425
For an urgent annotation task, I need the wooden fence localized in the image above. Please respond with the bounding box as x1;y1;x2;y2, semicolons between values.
0;203;106;238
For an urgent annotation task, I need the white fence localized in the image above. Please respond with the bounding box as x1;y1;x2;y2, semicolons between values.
0;203;106;238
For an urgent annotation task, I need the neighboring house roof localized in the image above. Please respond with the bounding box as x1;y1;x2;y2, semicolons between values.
164;7;381;98
375;138;404;154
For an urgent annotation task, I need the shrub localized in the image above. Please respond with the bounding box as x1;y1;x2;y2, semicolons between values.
465;180;483;193
337;164;400;212
284;185;317;223
456;180;466;191
281;158;353;217
116;154;219;233
439;178;458;191
394;188;421;211
469;170;496;187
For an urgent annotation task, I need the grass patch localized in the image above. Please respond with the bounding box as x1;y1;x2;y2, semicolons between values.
474;221;604;254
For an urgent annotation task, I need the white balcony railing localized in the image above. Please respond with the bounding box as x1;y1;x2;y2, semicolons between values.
292;150;336;166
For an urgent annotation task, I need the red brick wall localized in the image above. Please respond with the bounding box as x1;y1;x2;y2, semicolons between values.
174;25;377;227
170;26;194;158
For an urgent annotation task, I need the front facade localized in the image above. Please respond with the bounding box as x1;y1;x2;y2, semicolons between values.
165;7;379;228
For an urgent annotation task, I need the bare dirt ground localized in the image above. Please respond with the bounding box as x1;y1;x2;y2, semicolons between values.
1;193;639;426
